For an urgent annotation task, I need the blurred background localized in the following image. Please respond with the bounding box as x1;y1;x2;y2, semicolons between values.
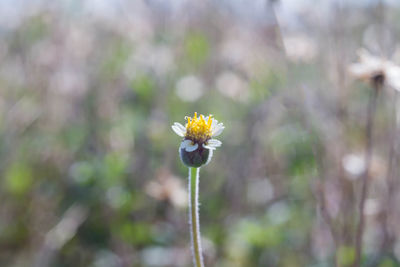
1;0;400;266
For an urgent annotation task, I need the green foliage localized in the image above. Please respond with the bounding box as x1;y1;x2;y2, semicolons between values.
102;39;131;77
115;222;152;246
131;74;155;104
337;246;356;267
4;162;33;195
379;258;398;267
184;32;210;67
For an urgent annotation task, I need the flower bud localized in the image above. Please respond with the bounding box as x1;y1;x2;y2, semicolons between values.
179;145;211;167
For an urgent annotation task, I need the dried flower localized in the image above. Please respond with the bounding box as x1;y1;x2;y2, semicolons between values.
349;49;400;90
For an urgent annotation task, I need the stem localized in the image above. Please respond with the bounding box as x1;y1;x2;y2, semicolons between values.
189;167;204;267
380;92;399;253
354;86;379;267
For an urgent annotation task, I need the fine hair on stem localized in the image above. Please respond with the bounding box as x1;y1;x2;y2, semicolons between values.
189;167;204;267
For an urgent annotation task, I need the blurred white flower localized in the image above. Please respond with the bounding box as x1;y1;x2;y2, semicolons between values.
283;34;317;63
216;71;249;102
342;153;386;181
246;178;274;205
364;198;381;216
49;67;88;97
175;75;203;102
267;201;290;225
342;153;366;179
349;49;400;90
125;44;175;77
146;169;187;208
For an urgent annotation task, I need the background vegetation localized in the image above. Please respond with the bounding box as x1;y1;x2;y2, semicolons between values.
0;0;399;266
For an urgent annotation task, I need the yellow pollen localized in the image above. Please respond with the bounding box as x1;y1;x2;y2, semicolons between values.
185;112;213;143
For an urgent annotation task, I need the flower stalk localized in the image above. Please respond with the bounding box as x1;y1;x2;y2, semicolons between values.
189;167;204;267
380;92;400;253
172;112;224;267
354;82;380;267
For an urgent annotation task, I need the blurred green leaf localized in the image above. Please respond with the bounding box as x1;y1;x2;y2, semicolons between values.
379;258;398;267
337;246;355;267
102;39;131;77
70;161;95;185
0;218;29;248
4;162;33;195
102;153;128;184
116;222;152;246
240;220;283;248
184;32;210;67
131;74;155;103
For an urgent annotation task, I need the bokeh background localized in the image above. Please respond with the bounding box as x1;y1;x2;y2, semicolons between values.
1;0;400;266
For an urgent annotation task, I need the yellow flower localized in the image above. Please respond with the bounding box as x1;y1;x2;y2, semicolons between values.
185;113;213;143
172;112;224;167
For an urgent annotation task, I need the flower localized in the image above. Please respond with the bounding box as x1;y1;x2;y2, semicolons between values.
172;112;224;167
348;49;400;90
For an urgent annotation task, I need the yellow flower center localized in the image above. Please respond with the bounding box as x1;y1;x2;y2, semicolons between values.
185;112;212;143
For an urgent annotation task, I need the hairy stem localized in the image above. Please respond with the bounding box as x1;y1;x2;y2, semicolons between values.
189;167;204;267
354;86;379;267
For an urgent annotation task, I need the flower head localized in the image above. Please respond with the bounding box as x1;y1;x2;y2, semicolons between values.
172;112;224;167
348;49;400;90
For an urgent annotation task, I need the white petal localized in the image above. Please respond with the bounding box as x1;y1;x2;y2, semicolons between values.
185;142;198;152
174;122;186;132
348;63;375;77
172;125;185;137
207;139;222;147
203;144;216;150
180;140;192;150
389;79;400;92
387;65;400;91
210;118;218;130
205;148;213;165
212;123;225;137
172;122;186;137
